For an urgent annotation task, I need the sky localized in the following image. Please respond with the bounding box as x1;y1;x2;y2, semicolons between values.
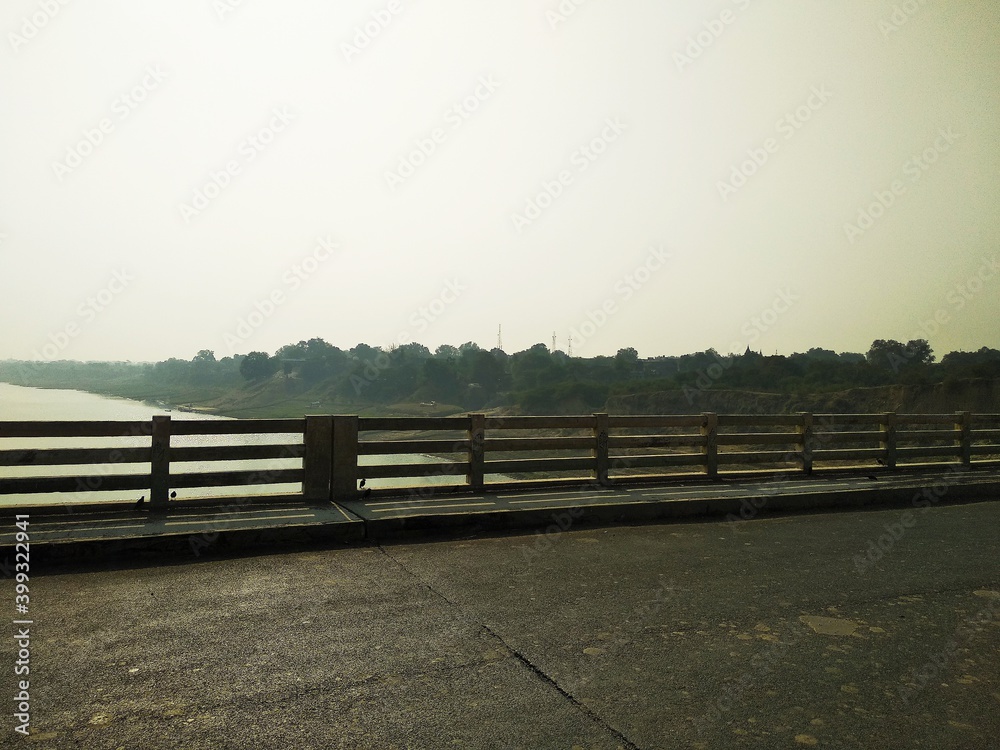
1;0;998;364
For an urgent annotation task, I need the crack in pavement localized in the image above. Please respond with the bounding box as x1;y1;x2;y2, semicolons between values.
478;622;643;750
376;545;644;750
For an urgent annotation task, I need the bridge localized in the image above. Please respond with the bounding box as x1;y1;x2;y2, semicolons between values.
3;413;1000;747
1;411;999;556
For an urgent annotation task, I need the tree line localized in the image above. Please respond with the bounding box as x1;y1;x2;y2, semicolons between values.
2;338;999;414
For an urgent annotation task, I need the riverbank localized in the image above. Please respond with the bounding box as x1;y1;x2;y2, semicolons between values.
4;360;997;421
0;374;469;420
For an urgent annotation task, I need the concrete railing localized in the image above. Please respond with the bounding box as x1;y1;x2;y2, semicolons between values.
1;412;999;510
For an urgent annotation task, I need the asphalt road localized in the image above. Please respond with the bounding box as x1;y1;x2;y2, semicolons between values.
4;499;1000;749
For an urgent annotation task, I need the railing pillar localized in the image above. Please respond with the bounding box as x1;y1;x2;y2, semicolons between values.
880;412;897;469
701;412;719;479
593;412;610;485
150;415;171;511
468;413;486;491
797;412;814;475
956;411;972;468
303;415;334;503
331;415;359;502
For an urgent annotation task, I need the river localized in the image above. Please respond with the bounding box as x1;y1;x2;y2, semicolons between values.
0;382;461;507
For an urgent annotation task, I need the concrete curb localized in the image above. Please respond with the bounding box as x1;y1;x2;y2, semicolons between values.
354;480;1000;541
5;475;998;567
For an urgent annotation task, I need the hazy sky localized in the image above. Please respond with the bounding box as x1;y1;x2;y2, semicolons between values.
2;0;998;363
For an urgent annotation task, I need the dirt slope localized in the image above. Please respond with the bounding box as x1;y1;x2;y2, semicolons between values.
605;378;1000;415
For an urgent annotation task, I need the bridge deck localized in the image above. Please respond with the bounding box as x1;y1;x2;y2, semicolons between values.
2;468;998;561
4;493;999;747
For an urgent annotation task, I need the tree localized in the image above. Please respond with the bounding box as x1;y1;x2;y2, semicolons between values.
153;357;191;383
395;342;431;361
903;339;934;366
800;347;840;362
941;347;1000;367
510;344;556;391
349;343;383;361
276;342;307;361
240;352;277;381
467;349;504;397
866;339;908;371
615;347;640;377
866;339;934;374
419;358;460;400
189;349;218;384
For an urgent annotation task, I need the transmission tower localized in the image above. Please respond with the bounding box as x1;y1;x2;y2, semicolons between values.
497;324;503;351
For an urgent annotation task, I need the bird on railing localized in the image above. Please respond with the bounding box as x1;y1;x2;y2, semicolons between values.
170;490;177;500
359;478;366;488
876;458;886;467
134;494;145;510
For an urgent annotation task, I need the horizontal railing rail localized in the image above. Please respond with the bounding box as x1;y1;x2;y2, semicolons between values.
0;412;998;509
0;416;305;508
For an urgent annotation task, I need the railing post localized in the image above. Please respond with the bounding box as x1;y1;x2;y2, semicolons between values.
797;412;814;475
593;412;609;485
331;415;359;502
880;412;897;470
956;411;972;468
701;412;718;479
150;415;171;511
303;415;334;503
468;413;485;492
